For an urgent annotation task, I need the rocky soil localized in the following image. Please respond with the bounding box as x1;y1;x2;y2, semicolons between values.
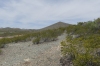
0;33;66;66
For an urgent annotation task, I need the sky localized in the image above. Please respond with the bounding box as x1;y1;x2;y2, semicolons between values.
0;0;100;29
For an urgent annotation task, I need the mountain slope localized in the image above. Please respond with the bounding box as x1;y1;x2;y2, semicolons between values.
40;22;70;30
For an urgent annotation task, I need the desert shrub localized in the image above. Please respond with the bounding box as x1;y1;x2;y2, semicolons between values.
32;28;66;44
0;27;66;48
61;18;100;66
32;37;41;44
0;38;7;48
73;53;100;66
0;49;2;55
61;35;100;66
0;32;35;45
77;22;84;25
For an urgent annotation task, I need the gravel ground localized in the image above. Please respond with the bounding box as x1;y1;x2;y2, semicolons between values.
0;33;66;66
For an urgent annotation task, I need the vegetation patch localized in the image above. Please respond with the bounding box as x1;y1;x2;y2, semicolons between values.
32;28;66;44
0;49;2;55
60;18;100;66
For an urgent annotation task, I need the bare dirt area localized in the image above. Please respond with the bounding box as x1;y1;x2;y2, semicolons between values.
0;34;66;66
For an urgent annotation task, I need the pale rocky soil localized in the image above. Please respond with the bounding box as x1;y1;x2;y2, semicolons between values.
0;33;66;66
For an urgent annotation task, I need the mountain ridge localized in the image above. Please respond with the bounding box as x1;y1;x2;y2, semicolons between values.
0;22;70;31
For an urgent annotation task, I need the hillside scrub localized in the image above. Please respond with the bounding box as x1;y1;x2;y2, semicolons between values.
0;33;34;48
0;28;35;37
60;18;100;66
32;28;66;44
0;27;66;52
0;28;65;54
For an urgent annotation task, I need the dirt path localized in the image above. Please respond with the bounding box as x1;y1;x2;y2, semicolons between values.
0;33;66;66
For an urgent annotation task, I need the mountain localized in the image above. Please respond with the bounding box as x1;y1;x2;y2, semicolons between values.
40;22;70;30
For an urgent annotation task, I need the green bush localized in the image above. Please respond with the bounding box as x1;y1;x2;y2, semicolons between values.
32;37;41;44
61;18;100;66
32;28;66;44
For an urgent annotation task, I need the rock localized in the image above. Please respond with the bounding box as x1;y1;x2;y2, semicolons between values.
24;58;30;62
72;35;80;39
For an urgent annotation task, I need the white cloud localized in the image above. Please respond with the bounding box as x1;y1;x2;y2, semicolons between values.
0;0;100;28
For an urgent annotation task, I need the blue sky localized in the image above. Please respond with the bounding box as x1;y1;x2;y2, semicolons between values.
0;0;100;29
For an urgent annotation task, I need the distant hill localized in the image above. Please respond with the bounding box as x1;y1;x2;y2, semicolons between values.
0;27;35;32
40;22;70;30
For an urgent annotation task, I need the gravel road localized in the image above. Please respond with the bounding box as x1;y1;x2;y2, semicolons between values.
0;33;66;66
